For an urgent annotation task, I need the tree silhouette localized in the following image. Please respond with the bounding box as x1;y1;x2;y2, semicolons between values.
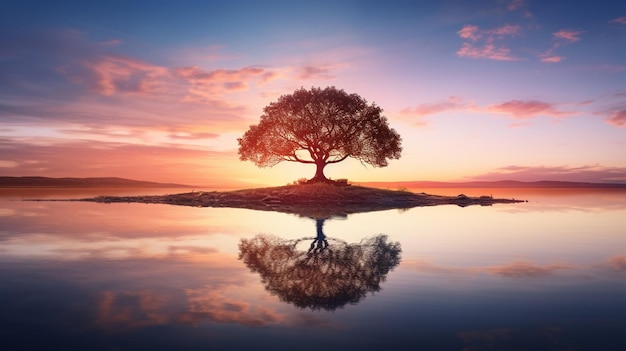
238;87;402;182
238;219;401;310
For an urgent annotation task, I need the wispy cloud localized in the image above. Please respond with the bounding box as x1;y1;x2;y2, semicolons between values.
173;65;276;100
490;24;523;37
591;94;626;128
456;24;521;61
605;109;626;127
296;65;336;80
60;55;171;96
99;39;122;46
610;16;626;25
167;131;220;140
0;160;18;168
540;29;584;63
400;97;576;126
553;29;584;43
457;25;481;41
400;96;469;117
506;0;533;17
507;0;526;11
457;43;517;61
486;99;573;119
468;164;626;183
540;55;565;63
174;66;266;84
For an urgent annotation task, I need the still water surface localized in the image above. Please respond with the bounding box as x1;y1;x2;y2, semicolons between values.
1;188;624;350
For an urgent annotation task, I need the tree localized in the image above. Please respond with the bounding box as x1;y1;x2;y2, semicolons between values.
238;86;402;182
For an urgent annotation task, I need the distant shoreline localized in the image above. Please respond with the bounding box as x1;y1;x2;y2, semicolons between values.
0;176;192;188
361;180;626;189
2;176;625;189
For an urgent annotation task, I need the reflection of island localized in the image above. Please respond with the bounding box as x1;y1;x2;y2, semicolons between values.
238;219;401;311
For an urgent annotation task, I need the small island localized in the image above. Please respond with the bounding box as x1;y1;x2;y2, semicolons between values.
79;182;524;218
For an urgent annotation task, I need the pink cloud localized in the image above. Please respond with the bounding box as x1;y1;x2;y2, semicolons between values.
171;65;279;101
457;43;517;61
605;109;626;127
401;96;468;117
456;24;521;41
61;47;279;101
168;131;220;140
610;16;626;25
538;29;584;63
456;24;521;61
540;55;564;63
260;71;280;83
100;39;122;46
457;25;481;41
506;0;533;18
174;66;265;82
553;29;584;42
61;55;170;96
486;99;571;118
489;24;522;37
507;0;525;11
297;66;333;79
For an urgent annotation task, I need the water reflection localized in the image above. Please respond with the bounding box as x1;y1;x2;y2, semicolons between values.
0;189;624;350
239;219;401;311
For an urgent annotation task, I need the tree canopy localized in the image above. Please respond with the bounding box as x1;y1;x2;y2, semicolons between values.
237;86;402;182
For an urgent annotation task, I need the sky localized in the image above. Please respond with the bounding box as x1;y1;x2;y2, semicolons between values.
1;0;625;187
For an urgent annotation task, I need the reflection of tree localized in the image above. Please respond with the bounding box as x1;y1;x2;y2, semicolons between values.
238;219;401;311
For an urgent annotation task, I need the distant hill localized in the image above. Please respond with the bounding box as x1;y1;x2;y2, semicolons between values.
0;176;193;188
361;180;626;189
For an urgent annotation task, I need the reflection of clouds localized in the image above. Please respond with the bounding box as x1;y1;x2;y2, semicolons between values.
1;233;229;261
0;254;340;332
0;201;243;241
606;255;626;272
487;261;571;278
94;285;340;331
97;290;170;330
168;245;218;256
0;201;251;260
95;288;285;330
403;259;572;278
402;259;465;275
181;288;283;327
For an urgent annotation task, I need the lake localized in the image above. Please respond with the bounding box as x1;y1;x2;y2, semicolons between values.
1;187;624;350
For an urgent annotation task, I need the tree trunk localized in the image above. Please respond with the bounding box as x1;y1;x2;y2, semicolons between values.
309;161;328;183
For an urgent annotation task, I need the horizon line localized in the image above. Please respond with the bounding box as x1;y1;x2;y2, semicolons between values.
2;176;626;189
